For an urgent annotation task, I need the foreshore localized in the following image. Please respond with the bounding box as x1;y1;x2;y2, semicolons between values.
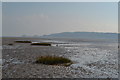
2;37;118;78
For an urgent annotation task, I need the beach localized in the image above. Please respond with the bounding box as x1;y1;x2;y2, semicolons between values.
2;37;118;78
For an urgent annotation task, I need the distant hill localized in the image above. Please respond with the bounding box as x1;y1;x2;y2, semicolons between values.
41;32;118;40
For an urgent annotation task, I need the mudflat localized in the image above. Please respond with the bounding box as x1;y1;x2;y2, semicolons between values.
2;37;118;78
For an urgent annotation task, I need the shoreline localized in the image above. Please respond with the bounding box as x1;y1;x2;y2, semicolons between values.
2;37;118;78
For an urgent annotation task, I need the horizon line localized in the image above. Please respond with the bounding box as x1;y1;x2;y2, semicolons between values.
2;31;119;37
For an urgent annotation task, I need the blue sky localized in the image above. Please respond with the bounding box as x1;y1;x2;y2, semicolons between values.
2;2;118;36
0;2;1;37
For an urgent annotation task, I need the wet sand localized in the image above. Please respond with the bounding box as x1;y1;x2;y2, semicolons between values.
2;37;118;78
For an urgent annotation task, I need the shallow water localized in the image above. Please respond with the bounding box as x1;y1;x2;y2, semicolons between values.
41;39;118;78
2;37;118;78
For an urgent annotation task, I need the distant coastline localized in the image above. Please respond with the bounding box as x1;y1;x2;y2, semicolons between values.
2;32;119;40
41;32;118;40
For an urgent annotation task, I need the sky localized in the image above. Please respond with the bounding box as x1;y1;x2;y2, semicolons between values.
2;2;118;36
0;2;1;37
1;0;119;2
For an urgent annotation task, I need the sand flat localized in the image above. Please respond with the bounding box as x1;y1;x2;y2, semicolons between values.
2;37;118;78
